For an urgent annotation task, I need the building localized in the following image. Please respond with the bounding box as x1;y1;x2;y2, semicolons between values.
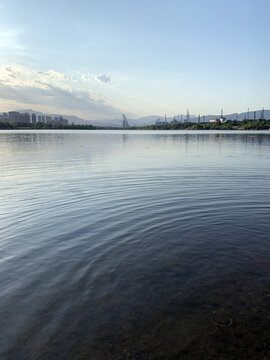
155;118;169;126
2;113;9;122
209;117;226;124
45;116;52;124
219;116;226;123
209;109;226;124
19;113;31;123
32;113;37;124
8;111;20;122
171;115;180;125
59;116;68;125
2;111;69;125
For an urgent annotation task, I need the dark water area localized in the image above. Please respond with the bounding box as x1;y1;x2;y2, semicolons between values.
0;130;269;360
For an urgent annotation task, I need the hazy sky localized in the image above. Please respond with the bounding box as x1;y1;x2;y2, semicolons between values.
0;0;269;120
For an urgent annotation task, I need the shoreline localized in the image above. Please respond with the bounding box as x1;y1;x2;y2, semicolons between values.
1;127;270;131
1;119;270;131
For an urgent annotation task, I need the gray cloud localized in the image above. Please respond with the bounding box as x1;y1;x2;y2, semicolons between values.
0;80;120;119
4;66;20;79
95;74;111;83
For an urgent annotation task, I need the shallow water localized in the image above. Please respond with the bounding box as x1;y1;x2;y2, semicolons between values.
0;130;269;359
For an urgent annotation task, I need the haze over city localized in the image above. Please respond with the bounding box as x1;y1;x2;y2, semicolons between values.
0;0;270;121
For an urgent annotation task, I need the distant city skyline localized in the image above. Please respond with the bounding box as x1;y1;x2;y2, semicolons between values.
0;0;270;121
2;107;269;127
0;110;69;125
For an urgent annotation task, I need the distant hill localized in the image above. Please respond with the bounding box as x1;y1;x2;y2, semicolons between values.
91;115;161;127
11;108;270;127
92;110;270;127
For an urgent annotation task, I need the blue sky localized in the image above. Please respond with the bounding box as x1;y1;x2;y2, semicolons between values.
0;0;269;120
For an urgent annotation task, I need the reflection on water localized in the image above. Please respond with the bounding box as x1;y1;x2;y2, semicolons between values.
0;130;270;360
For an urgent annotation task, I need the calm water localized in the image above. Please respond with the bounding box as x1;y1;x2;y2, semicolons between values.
0;130;270;360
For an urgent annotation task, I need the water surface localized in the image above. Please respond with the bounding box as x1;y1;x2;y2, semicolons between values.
0;130;270;359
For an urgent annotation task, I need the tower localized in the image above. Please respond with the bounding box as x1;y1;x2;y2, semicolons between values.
123;114;129;128
260;107;265;120
186;109;190;122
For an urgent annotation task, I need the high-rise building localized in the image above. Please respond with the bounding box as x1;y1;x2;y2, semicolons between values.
45;116;52;124
3;113;9;122
8;111;20;122
19;113;31;123
32;113;37;124
184;109;190;123
59;116;68;125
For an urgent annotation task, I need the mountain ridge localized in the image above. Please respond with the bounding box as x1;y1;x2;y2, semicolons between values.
9;108;270;127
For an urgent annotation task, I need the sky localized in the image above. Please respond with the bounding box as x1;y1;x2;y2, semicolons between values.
0;0;270;121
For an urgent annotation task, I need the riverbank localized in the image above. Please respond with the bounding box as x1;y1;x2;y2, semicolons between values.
136;119;270;131
1;119;270;131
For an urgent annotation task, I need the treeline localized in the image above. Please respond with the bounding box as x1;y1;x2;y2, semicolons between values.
136;119;270;131
0;122;97;130
1;119;270;131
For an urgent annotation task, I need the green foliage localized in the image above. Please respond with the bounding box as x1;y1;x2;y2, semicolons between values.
1;119;270;131
0;122;97;130
0;122;14;129
136;119;270;131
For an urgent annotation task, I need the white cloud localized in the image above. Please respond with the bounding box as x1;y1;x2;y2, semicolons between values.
0;65;32;86
42;69;68;81
81;73;92;81
0;64;120;119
